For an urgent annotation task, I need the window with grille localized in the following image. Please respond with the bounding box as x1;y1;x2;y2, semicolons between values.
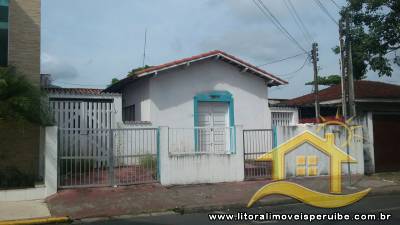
272;112;293;126
123;104;135;122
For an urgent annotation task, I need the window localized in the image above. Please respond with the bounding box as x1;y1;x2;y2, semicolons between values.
123;105;135;121
0;0;8;66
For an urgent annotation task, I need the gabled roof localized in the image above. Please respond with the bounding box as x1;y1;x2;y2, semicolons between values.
283;80;400;106
45;88;104;95
104;50;288;93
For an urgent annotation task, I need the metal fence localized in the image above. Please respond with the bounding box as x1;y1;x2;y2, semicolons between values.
58;128;158;188
243;129;274;180
168;127;235;154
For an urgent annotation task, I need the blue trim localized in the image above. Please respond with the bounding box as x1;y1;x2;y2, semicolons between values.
156;128;160;181
0;0;8;6
0;22;8;29
193;91;235;153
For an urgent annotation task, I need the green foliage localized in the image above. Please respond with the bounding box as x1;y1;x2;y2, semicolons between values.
338;0;400;77
139;154;157;179
108;78;120;87
0;67;53;126
0;167;35;189
306;75;342;86
127;65;152;77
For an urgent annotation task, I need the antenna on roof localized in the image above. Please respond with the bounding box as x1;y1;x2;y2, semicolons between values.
142;28;148;67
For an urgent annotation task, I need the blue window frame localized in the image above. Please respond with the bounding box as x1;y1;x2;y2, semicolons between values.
193;91;236;153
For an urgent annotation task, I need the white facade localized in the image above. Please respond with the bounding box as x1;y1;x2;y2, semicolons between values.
159;126;245;185
122;59;271;129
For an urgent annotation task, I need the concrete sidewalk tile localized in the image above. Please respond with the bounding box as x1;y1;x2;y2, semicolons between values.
0;200;51;221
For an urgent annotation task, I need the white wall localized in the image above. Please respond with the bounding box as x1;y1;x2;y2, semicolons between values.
275;124;365;176
123;78;151;121
159;126;245;185
146;59;271;129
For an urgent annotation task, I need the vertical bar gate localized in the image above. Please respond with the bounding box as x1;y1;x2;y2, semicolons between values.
243;129;274;180
58;128;159;188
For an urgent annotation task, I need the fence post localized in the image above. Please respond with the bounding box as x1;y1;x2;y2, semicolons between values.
45;126;58;196
273;126;278;148
235;125;245;181
156;128;160;181
108;129;115;186
158;126;169;185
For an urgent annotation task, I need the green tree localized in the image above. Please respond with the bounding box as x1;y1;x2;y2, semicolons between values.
127;65;152;77
305;75;342;86
108;78;119;87
0;67;53;126
340;0;400;77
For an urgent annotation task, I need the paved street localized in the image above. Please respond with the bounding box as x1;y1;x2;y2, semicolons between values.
69;194;400;225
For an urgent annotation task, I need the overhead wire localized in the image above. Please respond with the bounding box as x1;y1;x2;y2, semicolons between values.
280;55;310;78
284;0;313;46
252;0;309;54
257;52;307;67
313;0;339;26
329;0;341;9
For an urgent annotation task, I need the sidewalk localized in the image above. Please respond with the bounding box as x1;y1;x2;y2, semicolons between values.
0;200;51;221
46;174;400;220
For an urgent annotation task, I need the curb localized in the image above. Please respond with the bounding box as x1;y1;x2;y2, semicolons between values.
0;217;70;225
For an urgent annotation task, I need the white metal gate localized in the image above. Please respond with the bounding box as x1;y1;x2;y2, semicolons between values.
49;99;159;188
49;100;113;130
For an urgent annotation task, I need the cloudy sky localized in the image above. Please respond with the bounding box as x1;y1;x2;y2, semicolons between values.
41;0;400;99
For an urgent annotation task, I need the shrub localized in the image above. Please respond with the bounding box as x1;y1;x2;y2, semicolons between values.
139;154;157;179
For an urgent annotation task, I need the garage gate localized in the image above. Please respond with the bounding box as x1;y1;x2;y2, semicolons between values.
49;99;159;188
373;114;400;172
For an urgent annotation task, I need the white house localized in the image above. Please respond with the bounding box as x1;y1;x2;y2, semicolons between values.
106;50;287;128
105;50;287;154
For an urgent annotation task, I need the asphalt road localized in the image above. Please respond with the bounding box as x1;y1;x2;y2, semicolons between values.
73;194;400;225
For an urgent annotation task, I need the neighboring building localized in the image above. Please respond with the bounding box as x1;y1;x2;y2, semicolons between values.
281;80;400;174
0;0;42;189
1;0;41;84
269;99;299;126
106;50;286;127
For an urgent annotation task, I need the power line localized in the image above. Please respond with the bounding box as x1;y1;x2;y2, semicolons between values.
313;0;339;26
252;0;309;54
257;52;307;67
280;55;310;77
284;0;313;45
330;0;341;9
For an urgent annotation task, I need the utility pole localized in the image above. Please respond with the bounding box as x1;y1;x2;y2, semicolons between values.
311;42;320;123
339;18;348;119
346;18;356;117
339;17;354;186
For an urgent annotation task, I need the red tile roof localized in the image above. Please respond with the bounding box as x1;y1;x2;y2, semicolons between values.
45;88;104;95
284;80;400;106
105;50;287;92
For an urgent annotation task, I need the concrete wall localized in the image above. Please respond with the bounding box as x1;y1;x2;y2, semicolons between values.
275;124;365;176
8;0;40;85
0;126;57;201
159;126;245;185
123;78;151;121
122;59;271;129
